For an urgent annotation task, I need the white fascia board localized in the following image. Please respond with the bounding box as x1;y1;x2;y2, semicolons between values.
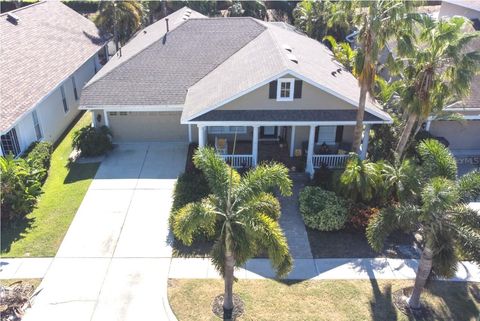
80;105;184;112
185;120;391;126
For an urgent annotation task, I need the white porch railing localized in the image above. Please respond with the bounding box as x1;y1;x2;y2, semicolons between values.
312;154;349;169
220;154;253;168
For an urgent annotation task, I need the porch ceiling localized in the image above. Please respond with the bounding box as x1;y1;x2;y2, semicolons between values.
190;109;385;123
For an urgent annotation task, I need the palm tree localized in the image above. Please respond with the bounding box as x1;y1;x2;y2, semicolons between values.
367;139;480;309
380;157;420;202
394;15;480;157
172;147;293;318
339;153;382;203
95;1;145;50
334;0;417;153
323;35;356;73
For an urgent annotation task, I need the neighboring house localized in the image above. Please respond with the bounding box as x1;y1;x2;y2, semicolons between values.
80;7;392;177
0;1;108;157
425;0;480;155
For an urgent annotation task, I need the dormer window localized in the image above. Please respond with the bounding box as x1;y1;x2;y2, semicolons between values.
276;78;295;101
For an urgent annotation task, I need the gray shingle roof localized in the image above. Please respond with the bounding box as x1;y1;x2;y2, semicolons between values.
80;16;266;106
0;1;105;132
192;109;383;122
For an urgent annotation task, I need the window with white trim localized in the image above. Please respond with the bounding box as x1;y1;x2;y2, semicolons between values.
208;126;247;134
60;85;69;113
317;126;337;145
72;76;78;100
32;110;42;140
277;78;295;101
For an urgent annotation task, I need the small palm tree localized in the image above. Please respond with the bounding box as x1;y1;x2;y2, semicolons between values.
394;15;480;156
172;147;293;317
340;153;382;203
95;1;145;50
323;35;357;73
367;140;480;309
380;157;420;202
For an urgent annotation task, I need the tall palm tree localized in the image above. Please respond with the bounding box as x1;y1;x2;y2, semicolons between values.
172;147;293;318
335;0;417;153
367;139;480;309
95;1;145;50
394;15;480;157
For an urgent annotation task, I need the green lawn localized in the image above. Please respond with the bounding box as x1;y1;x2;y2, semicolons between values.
168;279;480;321
1;113;100;257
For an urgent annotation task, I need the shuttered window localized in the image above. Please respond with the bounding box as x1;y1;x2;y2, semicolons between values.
32;110;42;140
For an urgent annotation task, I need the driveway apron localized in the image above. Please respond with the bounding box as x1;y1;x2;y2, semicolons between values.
24;143;187;321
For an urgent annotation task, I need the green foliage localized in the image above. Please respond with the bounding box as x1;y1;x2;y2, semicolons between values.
172;147;293;278
299;186;349;231
94;1;145;45
227;1;266;19
380;157;420;202
349;204;380;231
22;141;52;183
72;125;113;157
293;0;352;42
339;153;382;203
368;123;399;163
0;155;43;221
457;170;480;202
417;139;457;181
323;35;356;73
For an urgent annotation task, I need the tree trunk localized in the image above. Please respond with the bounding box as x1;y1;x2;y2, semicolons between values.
223;228;235;320
408;247;433;309
352;83;368;153
395;113;417;158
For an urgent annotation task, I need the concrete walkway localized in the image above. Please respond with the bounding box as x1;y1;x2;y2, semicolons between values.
278;173;312;259
14;143;187;321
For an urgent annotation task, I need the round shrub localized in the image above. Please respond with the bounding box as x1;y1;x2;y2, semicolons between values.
299;186;349;231
72;125;113;157
23;141;52;182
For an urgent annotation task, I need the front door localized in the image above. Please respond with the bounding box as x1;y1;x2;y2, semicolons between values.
260;126;278;139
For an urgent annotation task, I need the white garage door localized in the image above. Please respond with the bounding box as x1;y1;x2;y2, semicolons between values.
430;120;480;150
108;111;188;142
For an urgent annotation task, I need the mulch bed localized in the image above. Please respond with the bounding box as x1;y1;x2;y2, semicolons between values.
212;293;245;320
306;225;421;259
393;286;432;319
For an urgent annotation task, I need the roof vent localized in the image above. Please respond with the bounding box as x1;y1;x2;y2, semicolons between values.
331;71;337;77
186;9;192;14
283;44;293;52
7;13;20;25
286;53;298;64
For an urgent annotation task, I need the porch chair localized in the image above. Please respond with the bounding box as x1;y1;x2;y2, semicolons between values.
215;137;228;155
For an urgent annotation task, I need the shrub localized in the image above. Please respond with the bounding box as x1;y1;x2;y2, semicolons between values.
458;170;480;202
299;186;349;231
349;204;380;231
169;171;211;231
72;125;113;157
23;141;52;183
417;139;457;181
1;155;43;221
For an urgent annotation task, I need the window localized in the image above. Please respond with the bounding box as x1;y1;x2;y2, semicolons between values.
316;126;337;145
32;110;42;140
276;78;295;101
60;85;69;113
109;112;118;116
72;76;78;100
1;128;21;156
208;126;247;134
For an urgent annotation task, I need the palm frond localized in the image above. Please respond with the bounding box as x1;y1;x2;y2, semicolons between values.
417;139;457;180
457;170;480;202
173;200;217;246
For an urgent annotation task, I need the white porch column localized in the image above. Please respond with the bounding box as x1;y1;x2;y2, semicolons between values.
306;125;316;178
91;111;96;128
188;124;192;143
252;125;259;167
103;110;109;127
425;119;432;131
360;124;371;160
289;126;296;157
198;125;206;148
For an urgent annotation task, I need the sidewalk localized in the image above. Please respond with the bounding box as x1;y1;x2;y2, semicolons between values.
3;257;479;282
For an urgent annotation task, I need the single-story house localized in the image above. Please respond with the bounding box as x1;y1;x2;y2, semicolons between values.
0;1;108;156
425;0;480;155
80;7;392;176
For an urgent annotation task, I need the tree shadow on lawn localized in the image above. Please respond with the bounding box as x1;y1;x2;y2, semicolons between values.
63;163;100;184
1;216;34;255
307;226;420;259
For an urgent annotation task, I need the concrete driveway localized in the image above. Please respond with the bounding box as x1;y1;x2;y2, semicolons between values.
24;143;187;321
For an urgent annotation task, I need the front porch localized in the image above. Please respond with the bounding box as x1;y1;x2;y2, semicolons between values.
195;124;372;176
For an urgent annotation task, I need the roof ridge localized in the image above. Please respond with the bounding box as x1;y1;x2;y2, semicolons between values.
265;26;290;69
84;8;195;89
0;0;45;16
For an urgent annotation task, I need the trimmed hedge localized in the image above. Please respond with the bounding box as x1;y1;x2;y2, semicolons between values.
299;186;349;231
23;141;52;182
72;125;113;157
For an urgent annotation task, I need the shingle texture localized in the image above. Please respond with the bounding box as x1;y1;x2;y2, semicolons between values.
81;17;266;106
192;109;383;122
0;1;105;132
